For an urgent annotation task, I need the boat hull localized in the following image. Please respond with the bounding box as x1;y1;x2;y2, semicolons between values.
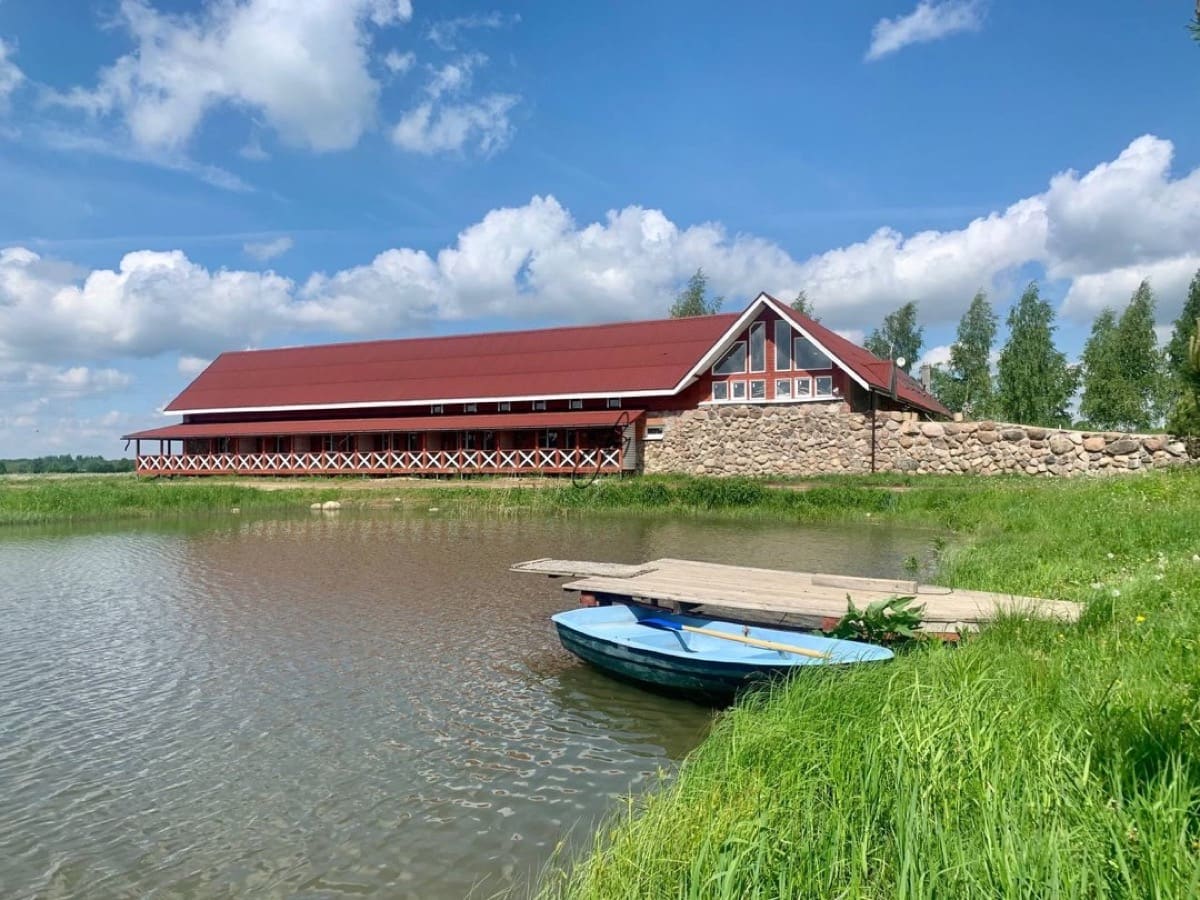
551;604;892;699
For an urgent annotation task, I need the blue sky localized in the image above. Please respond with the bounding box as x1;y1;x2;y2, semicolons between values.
1;0;1199;456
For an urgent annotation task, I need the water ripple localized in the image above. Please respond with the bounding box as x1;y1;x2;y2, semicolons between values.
0;513;929;897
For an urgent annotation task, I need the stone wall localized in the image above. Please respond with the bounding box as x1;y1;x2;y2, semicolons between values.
642;403;1193;477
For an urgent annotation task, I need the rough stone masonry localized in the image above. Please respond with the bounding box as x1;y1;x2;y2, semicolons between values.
642;403;1193;477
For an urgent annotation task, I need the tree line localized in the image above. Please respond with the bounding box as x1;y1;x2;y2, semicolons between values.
668;267;1200;433
0;455;136;475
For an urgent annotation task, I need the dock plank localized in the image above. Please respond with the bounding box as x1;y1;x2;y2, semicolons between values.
509;558;655;579
546;557;1081;628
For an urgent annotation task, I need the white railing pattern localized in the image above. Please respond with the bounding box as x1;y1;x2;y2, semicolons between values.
136;448;622;475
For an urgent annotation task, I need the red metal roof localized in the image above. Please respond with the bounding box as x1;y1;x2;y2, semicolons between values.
124;409;643;441
166;315;738;413
772;298;950;417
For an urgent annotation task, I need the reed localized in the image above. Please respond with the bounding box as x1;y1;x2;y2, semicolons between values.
539;469;1200;898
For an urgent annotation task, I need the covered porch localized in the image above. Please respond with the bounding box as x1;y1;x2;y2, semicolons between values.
124;410;640;477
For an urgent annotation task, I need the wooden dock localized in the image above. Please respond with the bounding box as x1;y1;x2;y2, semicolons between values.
511;557;1082;633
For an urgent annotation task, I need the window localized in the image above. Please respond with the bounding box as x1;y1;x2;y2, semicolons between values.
713;341;747;375
497;401;511;412
712;381;729;402
645;425;665;441
569;399;584;410
406;433;421;451
431;404;444;414
533;400;547;411
775;320;792;370
606;398;621;409
749;322;766;373
795;376;812;398
464;403;477;413
775;378;792;399
463;431;478;450
539;430;559;449
815;375;834;397
750;379;766;400
794;334;833;371
730;380;747;400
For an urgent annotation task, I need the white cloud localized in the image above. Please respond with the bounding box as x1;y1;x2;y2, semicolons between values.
917;344;953;370
384;49;416;74
50;0;413;153
177;355;211;376
427;12;519;51
392;53;518;154
3;134;1200;374
243;236;294;261
392;93;517;155
0;37;24;112
866;1;985;61
0;362;132;396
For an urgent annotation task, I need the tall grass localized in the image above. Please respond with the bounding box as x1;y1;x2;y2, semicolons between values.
0;475;342;524
540;470;1200;898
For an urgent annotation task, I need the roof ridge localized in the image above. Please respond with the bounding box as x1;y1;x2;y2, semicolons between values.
221;311;740;357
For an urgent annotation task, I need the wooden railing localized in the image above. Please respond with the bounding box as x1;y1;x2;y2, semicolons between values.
135;448;623;477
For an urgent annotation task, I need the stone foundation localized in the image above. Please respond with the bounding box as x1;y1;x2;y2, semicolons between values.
642;404;1193;477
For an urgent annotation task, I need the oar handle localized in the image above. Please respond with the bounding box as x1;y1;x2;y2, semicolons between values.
680;624;830;660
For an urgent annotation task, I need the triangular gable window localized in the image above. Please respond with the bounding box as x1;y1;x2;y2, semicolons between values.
793;333;833;371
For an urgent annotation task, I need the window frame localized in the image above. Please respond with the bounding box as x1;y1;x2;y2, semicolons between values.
712;340;748;376
711;381;729;402
749;322;766;373
430;404;444;414
464;403;478;413
645;425;665;441
532;399;547;411
793;333;833;371
774;319;792;371
815;375;834;397
606;397;621;409
497;401;511;412
749;379;766;400
569;398;584;410
774;378;792;399
795;376;813;398
730;380;747;401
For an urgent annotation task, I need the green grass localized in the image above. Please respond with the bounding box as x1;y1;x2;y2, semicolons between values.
5;470;1199;894
537;470;1200;899
0;474;345;524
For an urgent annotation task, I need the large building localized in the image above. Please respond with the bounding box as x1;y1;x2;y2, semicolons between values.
124;292;948;477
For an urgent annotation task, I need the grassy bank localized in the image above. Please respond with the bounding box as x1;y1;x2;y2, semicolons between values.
539;470;1200;898
0;474;346;525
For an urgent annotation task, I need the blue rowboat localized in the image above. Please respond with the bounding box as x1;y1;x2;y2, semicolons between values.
552;604;893;699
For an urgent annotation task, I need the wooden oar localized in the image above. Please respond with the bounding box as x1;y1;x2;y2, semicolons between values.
639;617;831;660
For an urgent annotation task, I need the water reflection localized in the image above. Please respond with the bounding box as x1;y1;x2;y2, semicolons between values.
0;511;934;898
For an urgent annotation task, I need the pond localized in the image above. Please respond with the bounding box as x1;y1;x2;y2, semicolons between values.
0;511;935;898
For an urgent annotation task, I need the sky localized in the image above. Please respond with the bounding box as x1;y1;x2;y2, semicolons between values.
1;0;1199;457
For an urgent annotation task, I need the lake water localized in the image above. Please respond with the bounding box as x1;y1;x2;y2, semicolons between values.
0;511;934;898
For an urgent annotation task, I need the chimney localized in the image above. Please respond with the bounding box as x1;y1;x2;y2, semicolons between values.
919;363;932;391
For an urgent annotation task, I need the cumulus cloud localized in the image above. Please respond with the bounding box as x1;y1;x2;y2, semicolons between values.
177;355;211;376
243;236;294;261
0;37;24;112
384;49;416;74
49;0;413;153
866;1;985;61
2;134;1199;373
392;53;518;154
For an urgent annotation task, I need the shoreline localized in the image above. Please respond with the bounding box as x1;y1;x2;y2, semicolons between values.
5;471;1198;895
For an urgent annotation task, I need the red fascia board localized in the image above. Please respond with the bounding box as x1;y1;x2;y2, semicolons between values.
123;409;644;441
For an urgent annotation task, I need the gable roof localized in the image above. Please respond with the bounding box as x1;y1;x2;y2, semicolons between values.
166;314;738;414
163;294;949;418
769;295;950;417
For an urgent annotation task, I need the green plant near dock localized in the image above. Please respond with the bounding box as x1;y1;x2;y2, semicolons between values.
825;594;924;644
541;470;1200;899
